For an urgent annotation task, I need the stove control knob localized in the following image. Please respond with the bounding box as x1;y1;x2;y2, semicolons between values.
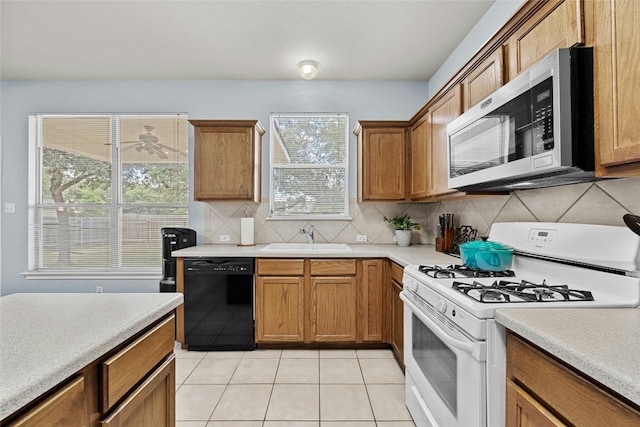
435;300;447;314
408;281;419;292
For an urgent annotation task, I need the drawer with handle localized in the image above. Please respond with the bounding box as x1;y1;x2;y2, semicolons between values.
101;315;175;412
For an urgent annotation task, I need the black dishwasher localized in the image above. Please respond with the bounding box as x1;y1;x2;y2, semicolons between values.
183;257;255;351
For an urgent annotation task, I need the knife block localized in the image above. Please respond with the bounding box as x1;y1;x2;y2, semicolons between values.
436;229;454;252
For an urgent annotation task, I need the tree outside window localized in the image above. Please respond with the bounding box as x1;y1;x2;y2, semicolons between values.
269;113;349;219
29;114;189;273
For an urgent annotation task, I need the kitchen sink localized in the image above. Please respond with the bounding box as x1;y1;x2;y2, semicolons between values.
261;243;352;252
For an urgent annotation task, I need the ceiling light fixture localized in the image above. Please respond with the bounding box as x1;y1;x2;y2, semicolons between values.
298;60;319;80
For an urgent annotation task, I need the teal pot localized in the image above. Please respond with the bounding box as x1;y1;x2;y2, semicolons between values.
459;240;513;271
395;230;412;247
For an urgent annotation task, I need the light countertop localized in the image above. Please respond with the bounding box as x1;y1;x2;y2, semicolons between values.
0;293;183;420
496;308;640;407
172;243;459;267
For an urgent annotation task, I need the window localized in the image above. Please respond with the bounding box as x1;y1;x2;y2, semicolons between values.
269;113;349;219
28;114;189;276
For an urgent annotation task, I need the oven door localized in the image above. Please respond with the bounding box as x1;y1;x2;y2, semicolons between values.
401;290;487;427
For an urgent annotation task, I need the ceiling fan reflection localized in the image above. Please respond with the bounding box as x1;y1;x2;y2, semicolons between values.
120;125;187;159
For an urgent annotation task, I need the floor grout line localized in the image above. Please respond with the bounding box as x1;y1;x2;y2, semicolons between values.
175;349;414;426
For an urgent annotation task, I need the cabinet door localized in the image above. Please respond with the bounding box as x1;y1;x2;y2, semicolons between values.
505;0;583;80
507;332;640;425
309;276;357;342
358;259;385;342
357;124;407;201
427;85;462;197
590;0;640;174
191;120;263;201
410;116;429;200
462;48;504;111
255;276;304;342
389;263;404;367
7;376;89;427
506;379;567;427
100;356;175;427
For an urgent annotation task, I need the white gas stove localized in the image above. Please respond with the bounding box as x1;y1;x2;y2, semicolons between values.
401;222;640;427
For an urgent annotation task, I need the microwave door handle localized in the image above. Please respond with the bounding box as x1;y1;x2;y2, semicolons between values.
400;291;486;361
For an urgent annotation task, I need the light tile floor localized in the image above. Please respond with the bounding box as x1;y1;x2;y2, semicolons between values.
175;346;417;427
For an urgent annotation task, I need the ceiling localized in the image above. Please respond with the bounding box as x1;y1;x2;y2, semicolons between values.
1;0;495;81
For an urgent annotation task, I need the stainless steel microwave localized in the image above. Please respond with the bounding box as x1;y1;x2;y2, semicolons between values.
447;47;595;192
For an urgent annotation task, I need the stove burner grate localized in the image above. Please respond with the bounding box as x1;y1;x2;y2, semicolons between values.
452;279;595;303
418;264;516;279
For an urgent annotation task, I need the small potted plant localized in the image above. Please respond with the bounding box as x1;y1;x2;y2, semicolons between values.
383;214;421;247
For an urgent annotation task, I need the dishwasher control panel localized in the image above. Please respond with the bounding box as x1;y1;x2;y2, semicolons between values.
184;257;254;274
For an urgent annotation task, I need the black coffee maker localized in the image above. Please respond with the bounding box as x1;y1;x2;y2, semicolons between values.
160;227;196;292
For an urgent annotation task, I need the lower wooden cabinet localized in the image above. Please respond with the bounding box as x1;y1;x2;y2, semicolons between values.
310;276;357;341
255;259;305;342
4;315;177;427
359;259;385;342
255;258;385;345
101;316;175;412
255;275;305;342
506;331;640;426
389;262;404;368
7;376;89;427
100;356;175;427
506;378;566;427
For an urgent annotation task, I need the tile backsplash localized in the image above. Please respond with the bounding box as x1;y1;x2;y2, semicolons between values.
203;177;639;246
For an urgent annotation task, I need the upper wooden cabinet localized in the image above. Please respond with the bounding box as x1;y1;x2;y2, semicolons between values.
354;121;409;202
426;85;463;198
505;0;583;80
462;48;504;111
190;120;265;202
410;115;429;200
587;0;640;175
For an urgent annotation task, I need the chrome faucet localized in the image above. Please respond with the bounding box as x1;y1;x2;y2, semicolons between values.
300;225;314;244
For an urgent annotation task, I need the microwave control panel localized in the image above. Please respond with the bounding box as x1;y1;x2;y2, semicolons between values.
531;76;554;154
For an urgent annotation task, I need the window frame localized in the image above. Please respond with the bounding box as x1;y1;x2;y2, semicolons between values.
268;112;350;220
26;113;189;278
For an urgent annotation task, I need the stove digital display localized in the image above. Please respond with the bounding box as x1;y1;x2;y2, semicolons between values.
528;228;557;245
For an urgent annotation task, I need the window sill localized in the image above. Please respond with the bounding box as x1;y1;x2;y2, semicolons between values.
267;216;353;221
22;271;162;280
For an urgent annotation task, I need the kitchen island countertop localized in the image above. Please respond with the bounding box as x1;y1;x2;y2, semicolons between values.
172;243;459;267
0;292;183;420
496;308;640;407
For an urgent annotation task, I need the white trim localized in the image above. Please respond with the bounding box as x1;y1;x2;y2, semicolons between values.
269;112;350;219
22;271;162;280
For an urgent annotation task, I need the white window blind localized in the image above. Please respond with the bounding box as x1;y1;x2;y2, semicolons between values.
28;114;189;275
269;113;349;219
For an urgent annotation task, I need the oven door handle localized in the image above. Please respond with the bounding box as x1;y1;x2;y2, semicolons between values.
401;291;486;361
